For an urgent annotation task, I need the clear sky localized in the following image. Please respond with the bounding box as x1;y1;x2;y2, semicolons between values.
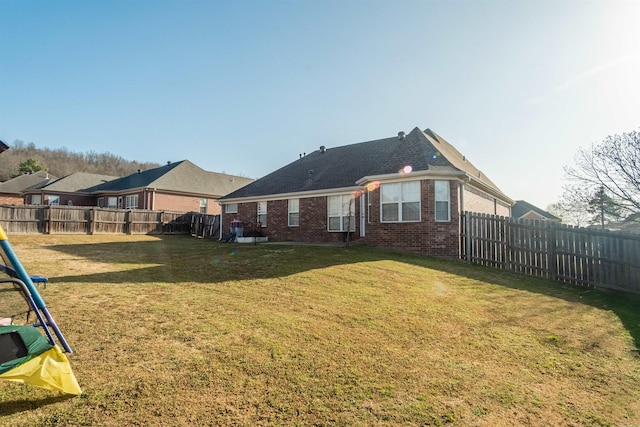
1;0;638;210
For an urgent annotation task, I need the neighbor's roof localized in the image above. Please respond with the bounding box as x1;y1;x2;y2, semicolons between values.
24;172;120;193
222;127;509;201
0;171;58;194
0;140;8;154
512;200;560;221
88;160;254;197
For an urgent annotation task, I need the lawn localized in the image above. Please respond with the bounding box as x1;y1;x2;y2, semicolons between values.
1;234;639;426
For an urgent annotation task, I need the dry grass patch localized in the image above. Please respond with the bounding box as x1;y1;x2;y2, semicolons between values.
0;234;639;426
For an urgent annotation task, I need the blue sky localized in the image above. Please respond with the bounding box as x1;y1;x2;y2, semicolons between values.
1;0;638;210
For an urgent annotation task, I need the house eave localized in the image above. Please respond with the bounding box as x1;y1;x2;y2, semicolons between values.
219;186;363;204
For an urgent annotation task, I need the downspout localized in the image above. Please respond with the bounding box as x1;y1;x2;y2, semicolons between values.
219;206;224;240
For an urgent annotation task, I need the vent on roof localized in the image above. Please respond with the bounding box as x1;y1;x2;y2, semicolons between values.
167;161;171;165
137;169;141;174
398;131;405;140
320;146;326;153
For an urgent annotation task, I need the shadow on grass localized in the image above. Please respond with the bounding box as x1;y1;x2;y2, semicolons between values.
42;236;640;352
0;394;73;416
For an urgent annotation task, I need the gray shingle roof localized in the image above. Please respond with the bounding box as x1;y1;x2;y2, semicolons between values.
23;172;115;193
512;200;559;220
222;127;508;200
89;160;253;197
0;171;58;194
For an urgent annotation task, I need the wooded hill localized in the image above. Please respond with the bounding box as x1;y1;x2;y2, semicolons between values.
0;140;161;182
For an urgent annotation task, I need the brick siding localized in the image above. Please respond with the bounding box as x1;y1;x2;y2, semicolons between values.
223;179;470;257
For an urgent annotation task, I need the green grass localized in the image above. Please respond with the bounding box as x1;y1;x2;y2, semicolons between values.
1;234;639;426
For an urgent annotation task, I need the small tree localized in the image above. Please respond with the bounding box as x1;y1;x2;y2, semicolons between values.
14;158;45;177
587;186;621;229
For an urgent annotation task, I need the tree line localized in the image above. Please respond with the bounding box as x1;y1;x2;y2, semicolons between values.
0;140;160;182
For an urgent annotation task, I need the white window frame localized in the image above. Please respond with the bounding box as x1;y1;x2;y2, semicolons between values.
225;203;238;213
107;197;118;209
435;180;451;222
31;194;42;205
199;198;208;214
257;201;267;227
380;181;421;223
48;195;60;206
118;197;123;209
126;194;139;210
327;194;355;232
288;199;299;227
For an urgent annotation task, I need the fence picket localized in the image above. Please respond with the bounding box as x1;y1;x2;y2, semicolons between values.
461;212;640;295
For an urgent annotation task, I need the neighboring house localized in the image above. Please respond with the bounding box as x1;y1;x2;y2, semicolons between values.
0;140;8;154
86;160;253;214
23;172;119;206
219;127;513;257
0;171;58;205
511;200;560;222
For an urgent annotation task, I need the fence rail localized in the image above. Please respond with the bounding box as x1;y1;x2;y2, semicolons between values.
462;212;640;294
0;205;211;236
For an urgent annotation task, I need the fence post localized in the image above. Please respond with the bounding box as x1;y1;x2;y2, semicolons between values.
465;211;472;262
46;205;52;234
548;221;557;281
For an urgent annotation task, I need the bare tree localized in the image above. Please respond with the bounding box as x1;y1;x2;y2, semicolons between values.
564;130;640;217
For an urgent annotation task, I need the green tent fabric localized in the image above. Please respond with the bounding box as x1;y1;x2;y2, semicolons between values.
0;325;52;374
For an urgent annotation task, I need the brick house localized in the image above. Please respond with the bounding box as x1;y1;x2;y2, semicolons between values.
218;127;513;257
21;160;253;213
22;172;119;206
0;171;58;205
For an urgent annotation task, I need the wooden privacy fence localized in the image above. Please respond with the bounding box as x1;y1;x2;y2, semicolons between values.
0;205;199;235
461;212;640;294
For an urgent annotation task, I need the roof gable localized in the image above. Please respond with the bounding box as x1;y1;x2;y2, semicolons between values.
89;160;254;197
0;171;58;194
512;200;560;221
24;172;116;193
222;127;508;201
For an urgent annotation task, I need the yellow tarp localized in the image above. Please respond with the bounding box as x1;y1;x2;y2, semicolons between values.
0;345;81;395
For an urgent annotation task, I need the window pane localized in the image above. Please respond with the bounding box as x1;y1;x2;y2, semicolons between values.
343;215;356;231
402;202;420;221
289;212;299;226
342;197;355;215
288;199;299;213
328;216;341;231
402;181;420;202
381;203;398;221
436;201;450;221
225;203;238;213
435;181;449;201
328;196;341;216
381;183;400;203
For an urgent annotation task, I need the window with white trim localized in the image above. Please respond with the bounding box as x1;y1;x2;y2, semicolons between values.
327;195;355;232
199;198;208;214
126;195;139;209
257;201;267;227
435;180;451;222
97;197;104;208
31;195;42;205
225;203;238;213
107;197;118;208
48;195;59;206
288;199;299;226
118;197;123;209
380;181;420;222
